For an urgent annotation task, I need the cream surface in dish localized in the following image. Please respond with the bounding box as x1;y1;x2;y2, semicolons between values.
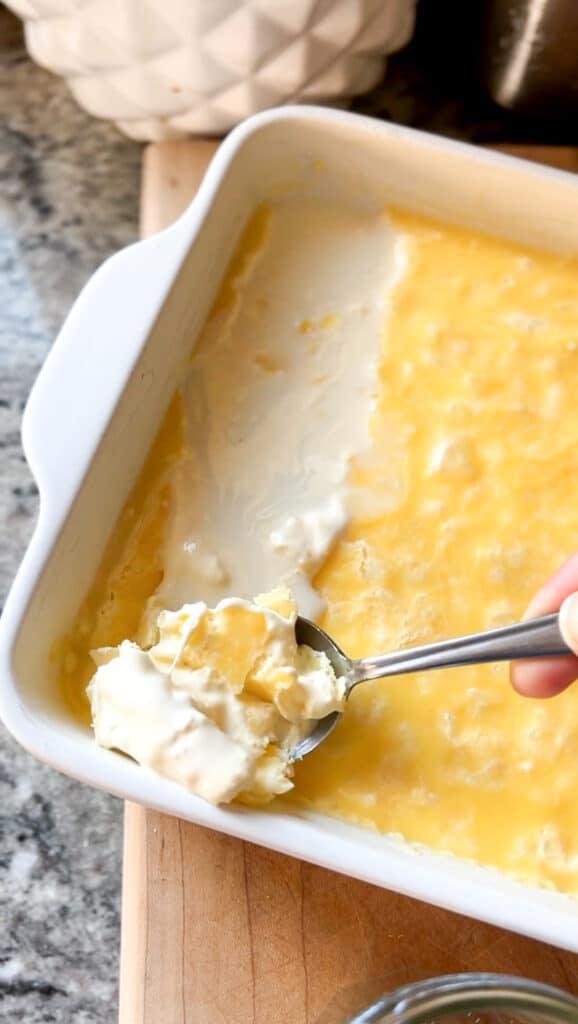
63;197;578;894
88;587;343;805
150;201;406;626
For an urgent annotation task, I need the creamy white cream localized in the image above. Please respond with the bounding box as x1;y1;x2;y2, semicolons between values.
89;592;345;805
149;200;406;623
89;200;405;805
89;641;254;805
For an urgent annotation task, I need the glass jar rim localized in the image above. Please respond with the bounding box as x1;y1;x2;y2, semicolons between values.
348;973;578;1024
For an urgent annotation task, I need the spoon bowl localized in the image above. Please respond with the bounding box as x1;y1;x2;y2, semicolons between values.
294;616;351;678
291;617;352;761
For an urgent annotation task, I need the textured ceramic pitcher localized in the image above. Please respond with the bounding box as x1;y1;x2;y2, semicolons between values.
6;0;416;140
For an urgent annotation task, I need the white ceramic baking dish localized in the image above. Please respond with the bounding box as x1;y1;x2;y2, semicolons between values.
2;107;578;951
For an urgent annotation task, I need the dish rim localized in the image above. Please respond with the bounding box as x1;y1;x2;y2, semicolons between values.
2;104;578;950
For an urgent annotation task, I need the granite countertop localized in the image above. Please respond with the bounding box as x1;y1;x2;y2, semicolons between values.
0;4;573;1022
0;11;140;1023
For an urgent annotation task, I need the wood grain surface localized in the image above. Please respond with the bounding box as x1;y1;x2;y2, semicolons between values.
119;141;578;1024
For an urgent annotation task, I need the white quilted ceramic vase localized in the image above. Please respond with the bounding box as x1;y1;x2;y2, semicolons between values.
7;0;416;140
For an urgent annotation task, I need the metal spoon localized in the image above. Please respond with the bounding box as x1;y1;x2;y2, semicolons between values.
292;612;570;761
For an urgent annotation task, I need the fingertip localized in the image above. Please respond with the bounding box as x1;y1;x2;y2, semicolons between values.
510;655;578;699
522;554;578;621
559;591;578;653
521;595;548;622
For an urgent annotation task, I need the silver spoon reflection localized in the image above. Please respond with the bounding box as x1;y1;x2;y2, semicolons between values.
291;612;570;761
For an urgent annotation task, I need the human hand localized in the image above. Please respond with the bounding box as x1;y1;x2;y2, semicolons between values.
511;552;578;698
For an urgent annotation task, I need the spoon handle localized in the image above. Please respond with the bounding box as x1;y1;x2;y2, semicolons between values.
351;613;571;686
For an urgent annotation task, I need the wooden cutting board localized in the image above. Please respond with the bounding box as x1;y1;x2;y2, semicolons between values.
119;143;578;1024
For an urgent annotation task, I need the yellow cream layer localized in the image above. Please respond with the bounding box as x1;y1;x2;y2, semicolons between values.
59;394;185;723
62;206;578;892
295;211;578;893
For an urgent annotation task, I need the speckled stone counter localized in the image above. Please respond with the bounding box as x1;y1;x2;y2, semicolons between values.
0;3;572;1021
0;12;141;1023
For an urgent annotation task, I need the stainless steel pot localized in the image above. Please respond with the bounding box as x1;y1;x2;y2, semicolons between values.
481;0;578;116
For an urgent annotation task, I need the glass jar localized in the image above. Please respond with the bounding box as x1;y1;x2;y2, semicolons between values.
346;973;578;1024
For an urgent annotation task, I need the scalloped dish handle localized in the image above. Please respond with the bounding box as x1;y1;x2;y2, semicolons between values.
21;223;190;518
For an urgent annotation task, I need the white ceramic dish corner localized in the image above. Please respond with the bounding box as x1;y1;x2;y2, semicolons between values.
2;107;578;952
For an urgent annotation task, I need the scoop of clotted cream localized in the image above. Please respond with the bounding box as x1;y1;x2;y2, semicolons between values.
87;587;344;805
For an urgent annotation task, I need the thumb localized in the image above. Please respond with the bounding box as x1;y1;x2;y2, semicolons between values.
511;554;578;697
511;582;578;698
559;592;578;654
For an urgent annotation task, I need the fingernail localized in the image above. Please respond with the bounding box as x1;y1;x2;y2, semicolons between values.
559;592;578;653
